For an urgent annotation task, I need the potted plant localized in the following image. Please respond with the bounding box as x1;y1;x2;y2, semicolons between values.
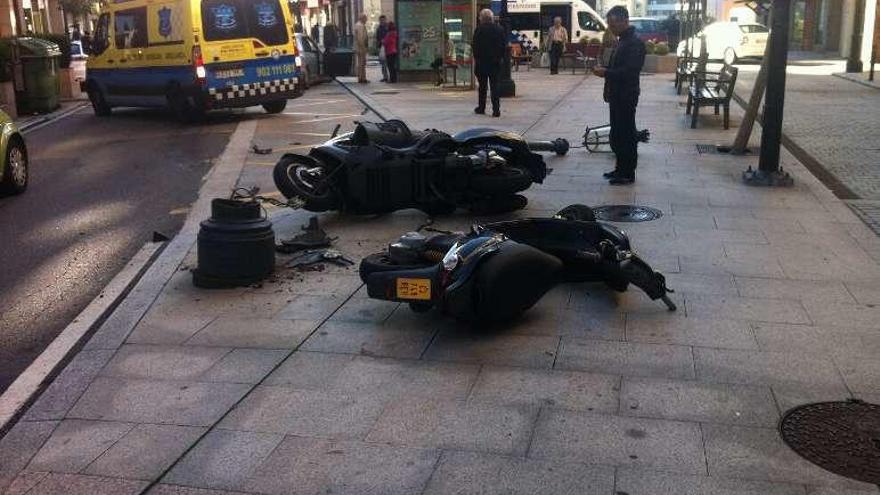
643;41;677;73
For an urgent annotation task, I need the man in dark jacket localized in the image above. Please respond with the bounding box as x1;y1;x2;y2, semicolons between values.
376;15;390;82
593;6;645;185
471;9;507;117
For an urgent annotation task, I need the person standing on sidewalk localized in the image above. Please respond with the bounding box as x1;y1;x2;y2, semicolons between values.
547;17;568;75
472;9;506;117
354;14;370;84
383;22;399;83
593;6;645;185
376;15;390;82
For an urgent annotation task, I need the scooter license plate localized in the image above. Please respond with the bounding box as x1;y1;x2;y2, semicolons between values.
396;278;431;300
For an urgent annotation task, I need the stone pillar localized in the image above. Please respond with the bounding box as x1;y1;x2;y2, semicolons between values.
803;0;817;50
0;0;18;36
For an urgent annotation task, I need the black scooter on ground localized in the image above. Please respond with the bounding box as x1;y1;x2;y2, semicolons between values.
359;205;676;323
273;120;569;216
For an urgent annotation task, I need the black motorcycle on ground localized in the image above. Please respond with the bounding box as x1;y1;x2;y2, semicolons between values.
273;120;569;216
359;205;676;323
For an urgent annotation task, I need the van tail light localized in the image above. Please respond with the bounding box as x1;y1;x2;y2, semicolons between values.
741;35;749;45
193;45;207;84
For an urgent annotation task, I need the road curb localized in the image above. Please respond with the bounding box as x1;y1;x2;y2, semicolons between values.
0;239;164;434
0;118;258;435
19;102;90;134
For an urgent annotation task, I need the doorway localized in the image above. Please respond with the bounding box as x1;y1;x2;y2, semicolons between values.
540;4;570;45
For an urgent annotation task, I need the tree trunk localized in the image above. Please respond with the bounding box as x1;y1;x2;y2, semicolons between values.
730;41;772;155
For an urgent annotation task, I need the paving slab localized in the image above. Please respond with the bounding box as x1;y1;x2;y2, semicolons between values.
468;366;620;413
22;350;115;421
100;344;231;381
125;311;217;346
752;322;880;358
185;317;318;349
703;423;878;490
555;339;695;380
218;386;386;438
423;331;559;369
13;472;148;495
0;421;57;493
365;399;537;456
147;485;254;495
262;351;355;389
529;409;706;474
620;376;778;427
694;348;848;390
275;294;346;321
301;320;436;359
243;436;439;495
685;295;811;324
163;429;283;492
83;423;205;480
68;377;251;426
733;277;856;304
614;468;808;495
27;419;134;473
422;451;614;495
625;314;758;350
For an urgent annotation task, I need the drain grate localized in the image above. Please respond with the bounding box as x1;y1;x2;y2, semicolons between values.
780;400;880;485
372;90;400;95
593;205;663;222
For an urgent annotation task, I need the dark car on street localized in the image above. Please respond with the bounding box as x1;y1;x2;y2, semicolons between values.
629;17;667;43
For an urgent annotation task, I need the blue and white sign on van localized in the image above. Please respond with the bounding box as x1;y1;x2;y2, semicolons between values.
254;2;279;27
158;7;172;37
212;4;238;30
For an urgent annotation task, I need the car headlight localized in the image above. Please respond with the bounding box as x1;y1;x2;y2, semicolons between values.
295;56;303;68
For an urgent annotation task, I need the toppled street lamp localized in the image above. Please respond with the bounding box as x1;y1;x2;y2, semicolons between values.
743;0;793;187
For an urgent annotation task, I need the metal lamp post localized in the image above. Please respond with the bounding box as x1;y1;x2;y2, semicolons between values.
847;0;866;73
743;0;794;187
497;0;516;97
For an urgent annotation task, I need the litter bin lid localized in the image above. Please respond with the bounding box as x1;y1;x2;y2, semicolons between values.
14;37;61;57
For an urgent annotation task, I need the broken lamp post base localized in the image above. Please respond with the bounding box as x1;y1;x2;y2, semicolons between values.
742;166;794;187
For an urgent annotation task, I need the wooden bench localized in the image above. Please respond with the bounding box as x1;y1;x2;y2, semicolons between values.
510;43;532;71
686;63;738;129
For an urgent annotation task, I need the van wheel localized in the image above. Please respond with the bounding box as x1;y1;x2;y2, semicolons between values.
88;86;111;117
723;47;738;65
0;136;27;195
263;100;287;114
168;90;204;124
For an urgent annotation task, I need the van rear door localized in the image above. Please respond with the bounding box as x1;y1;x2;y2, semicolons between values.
199;0;297;93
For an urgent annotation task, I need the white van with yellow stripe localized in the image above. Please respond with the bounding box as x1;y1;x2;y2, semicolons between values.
84;0;303;121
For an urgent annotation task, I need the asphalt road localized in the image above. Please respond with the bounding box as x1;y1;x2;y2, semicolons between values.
0;106;242;393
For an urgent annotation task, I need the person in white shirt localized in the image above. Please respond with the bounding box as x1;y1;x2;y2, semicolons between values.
547;17;568;75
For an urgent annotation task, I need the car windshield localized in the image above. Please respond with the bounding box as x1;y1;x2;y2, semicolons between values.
631;19;660;33
739;24;769;33
201;0;289;46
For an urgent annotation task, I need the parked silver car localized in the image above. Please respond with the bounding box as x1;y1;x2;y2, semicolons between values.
294;33;325;88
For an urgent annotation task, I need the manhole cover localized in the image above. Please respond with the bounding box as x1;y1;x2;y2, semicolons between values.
593;205;663;222
780;400;880;484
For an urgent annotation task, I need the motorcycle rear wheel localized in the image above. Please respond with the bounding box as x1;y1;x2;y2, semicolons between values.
273;154;340;212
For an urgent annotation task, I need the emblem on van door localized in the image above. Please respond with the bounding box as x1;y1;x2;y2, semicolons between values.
271;49;281;60
211;4;238;30
158;7;172;38
254;2;279;27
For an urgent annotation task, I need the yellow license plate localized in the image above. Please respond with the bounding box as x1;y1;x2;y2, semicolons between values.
396;278;431;301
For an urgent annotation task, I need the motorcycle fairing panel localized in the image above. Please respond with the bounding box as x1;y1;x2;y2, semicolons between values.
359;206;676;323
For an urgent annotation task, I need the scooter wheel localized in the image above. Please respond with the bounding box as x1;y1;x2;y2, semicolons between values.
555;204;596;222
273;154;340;212
470;166;533;195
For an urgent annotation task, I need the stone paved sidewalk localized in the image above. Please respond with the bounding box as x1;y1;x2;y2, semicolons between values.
2;68;880;495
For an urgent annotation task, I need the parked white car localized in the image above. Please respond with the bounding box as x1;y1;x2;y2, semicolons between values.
676;21;768;64
69;40;87;82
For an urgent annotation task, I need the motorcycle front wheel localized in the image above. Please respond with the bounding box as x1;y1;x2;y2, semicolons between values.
273;154;340;212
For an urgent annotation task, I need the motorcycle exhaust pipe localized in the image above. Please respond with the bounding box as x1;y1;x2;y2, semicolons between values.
527;138;570;156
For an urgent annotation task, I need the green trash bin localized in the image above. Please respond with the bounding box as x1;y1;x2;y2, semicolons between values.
12;38;61;115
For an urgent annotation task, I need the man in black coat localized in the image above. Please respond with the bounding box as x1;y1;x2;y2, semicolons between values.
471;9;506;117
593;6;645;185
